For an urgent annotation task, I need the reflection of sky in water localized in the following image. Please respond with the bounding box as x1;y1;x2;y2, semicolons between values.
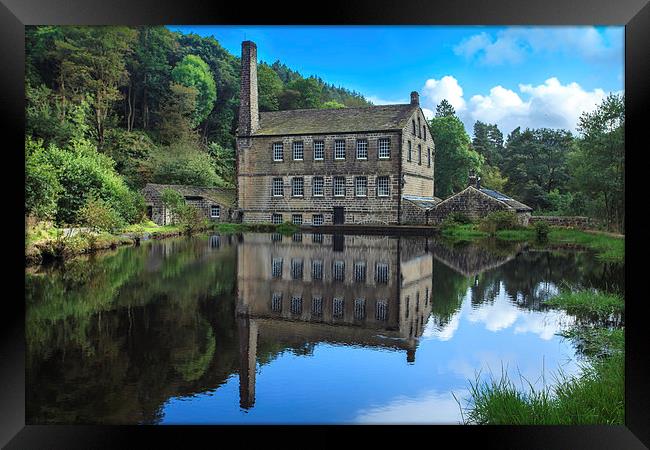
161;281;579;424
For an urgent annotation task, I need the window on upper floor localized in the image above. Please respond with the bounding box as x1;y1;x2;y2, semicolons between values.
418;144;422;165
292;177;304;197
313;140;324;160
407;140;412;161
355;176;368;197
378;138;390;159
427;148;431;167
272;178;284;197
377;176;390;197
412;119;416;134
293;141;304;160
273;142;283;161
335;140;346;159
312;176;324;197
418;117;421;138
333;176;346;197
356;139;368;159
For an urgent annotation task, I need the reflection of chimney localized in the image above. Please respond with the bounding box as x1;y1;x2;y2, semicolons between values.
237;316;258;409
407;348;416;363
410;91;419;106
238;41;259;137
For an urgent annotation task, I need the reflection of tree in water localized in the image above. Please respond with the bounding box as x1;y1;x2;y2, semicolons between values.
428;239;623;331
26;237;241;424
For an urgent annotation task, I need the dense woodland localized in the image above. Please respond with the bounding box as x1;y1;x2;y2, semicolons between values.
25;26;625;232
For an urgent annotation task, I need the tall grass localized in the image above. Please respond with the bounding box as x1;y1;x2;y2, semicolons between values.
545;290;624;325
462;352;623;425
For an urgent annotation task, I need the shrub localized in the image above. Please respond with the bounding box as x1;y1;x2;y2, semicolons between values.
534;221;550;241
449;212;473;225
478;211;520;235
78;195;125;233
161;188;205;235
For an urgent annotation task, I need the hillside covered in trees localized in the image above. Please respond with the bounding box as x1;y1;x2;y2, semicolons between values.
25;26;370;229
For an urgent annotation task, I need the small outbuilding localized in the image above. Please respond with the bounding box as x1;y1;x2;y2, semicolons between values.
142;183;237;226
430;175;533;226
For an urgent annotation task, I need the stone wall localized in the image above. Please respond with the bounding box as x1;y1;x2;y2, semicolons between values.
142;186;234;226
529;215;593;229
429;187;511;225
401;108;435;198
400;200;432;225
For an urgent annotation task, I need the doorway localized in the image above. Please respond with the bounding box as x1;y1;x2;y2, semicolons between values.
333;206;345;225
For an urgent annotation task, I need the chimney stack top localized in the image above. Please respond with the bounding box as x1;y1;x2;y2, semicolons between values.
410;91;420;105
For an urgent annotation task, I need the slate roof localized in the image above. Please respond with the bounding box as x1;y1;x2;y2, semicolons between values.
254;104;419;136
479;188;532;212
143;183;236;207
402;195;442;210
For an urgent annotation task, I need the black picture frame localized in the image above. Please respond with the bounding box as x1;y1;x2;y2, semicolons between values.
2;0;647;447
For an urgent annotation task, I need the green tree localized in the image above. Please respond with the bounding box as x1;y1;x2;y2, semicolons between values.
257;63;284;111
157;83;199;145
25;137;62;220
435;99;456;118
430;102;483;198
569;94;624;231
472;121;504;166
161;188;204;234
52;26;137;147
286;77;323;109
171;55;217;127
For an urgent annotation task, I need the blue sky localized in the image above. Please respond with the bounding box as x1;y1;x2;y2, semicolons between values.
167;25;624;135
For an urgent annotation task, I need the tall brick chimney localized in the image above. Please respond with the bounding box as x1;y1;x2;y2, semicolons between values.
238;41;259;137
410;91;419;106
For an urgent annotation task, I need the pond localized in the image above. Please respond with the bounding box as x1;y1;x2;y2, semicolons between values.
25;232;624;424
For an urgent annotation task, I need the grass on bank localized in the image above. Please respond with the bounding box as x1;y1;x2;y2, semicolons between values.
545;290;624;325
459;290;625;425
440;220;624;263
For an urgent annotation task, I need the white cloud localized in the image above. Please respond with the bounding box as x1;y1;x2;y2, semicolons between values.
419;75;611;134
422;75;466;113
454;27;623;66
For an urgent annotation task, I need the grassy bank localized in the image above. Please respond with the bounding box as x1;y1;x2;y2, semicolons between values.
460;290;625;425
25;220;301;265
441;223;624;262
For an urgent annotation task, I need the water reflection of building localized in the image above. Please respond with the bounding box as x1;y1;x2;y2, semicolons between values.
430;240;525;278
236;233;433;409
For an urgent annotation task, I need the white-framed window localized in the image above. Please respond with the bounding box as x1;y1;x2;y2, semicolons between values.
210;205;220;218
333;176;346;197
313;140;324;160
293;141;304;160
292;177;304;197
334;140;346;159
376;262;389;284
333;297;344;318
378;138;390;159
427;147;431;167
353;261;366;282
375;300;388;321
312;176;324;196
292;214;303;225
356;139;368;159
312;214;324;226
272;257;283;278
355;176;367;197
273;142;284;161
418;144;422;165
354;298;366;320
291;258;304;279
272;178;284;197
312;259;323;280
377;176;390;197
407;141;412;161
271;213;283;224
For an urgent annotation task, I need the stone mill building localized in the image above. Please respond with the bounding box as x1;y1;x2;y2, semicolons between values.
236;41;438;226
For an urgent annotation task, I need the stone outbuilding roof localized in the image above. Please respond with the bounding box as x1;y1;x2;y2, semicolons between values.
254;104;419;136
401;194;442;210
143;183;236;207
478;188;532;212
